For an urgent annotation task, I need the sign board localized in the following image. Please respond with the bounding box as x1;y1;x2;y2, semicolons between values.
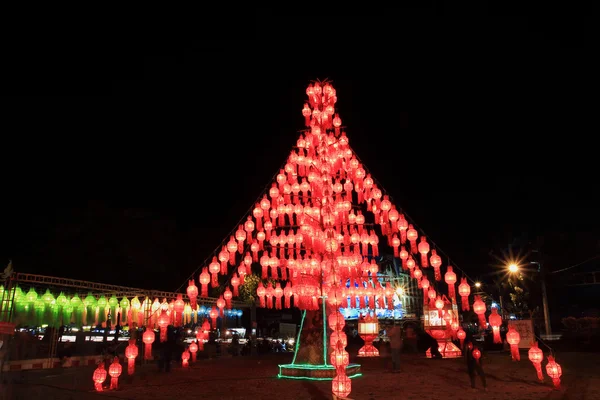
0;322;16;335
508;319;534;348
279;322;297;340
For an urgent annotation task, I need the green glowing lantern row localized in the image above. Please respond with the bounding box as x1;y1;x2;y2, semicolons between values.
2;285;240;329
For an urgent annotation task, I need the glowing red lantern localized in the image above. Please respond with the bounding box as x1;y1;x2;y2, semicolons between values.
173;294;185;327
357;313;379;357
457;277;470;311
434;296;444;318
189;341;198;363
199;267;210;297
444;266;457;300
108;357;122;390
216;296;226;317
181;349;190;368
330;343;350;373
274;282;283;310
417;236;430;268
472;295;487;329
157;309;170;342
330;330;348;349
226;236;238;265
472;348;481;364
209;307;219;328
209;257;221;287
506;326;521;361
124;338;138;375
142;327;155;360
92;363;107;392
231;273;240;296
332;373;351;398
528;341;544;381
488;307;502;344
406;224;418;253
184;280;197;311
283;282;293;308
222;286;232;308
545;355;562;389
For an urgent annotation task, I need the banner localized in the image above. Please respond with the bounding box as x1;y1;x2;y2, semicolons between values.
508;319;534;348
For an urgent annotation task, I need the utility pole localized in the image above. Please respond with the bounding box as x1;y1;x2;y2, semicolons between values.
531;260;552;336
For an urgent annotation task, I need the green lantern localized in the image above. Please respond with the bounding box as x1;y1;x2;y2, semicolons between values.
62;303;74;325
70;294;83;327
120;297;130;325
83;294;97;326
56;292;68;307
34;298;45;326
108;295;119;322
97;295;107;325
25;288;38;304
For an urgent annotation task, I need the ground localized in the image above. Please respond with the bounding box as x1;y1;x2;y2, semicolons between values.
1;351;598;400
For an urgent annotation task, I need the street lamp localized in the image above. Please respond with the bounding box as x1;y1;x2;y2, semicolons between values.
507;261;552;336
474;282;481;289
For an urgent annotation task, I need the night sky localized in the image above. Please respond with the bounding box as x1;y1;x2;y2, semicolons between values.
2;9;595;300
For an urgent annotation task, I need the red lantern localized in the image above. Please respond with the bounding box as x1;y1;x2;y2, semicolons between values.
124;338;138;375
545;355;562;389
406;224;418;253
357;313;379;357
173;294;185;327
283;282;293;308
189;341;198;363
209;307;219;328
472;295;487;329
209;257;220;287
528;341;544;381
108;357;122;390
330;330;348;349
444;266;457;300
472;348;481;364
142;327;155;360
417;236;430;268
199;267;210;297
434;296;444;319
235;225;246;253
274;283;283;310
186;280;198;309
181;349;190;368
506;326;521;361
216;296;226;317
92;363;107;392
332;372;351;398
488;307;502;344
457;277;470;311
158;309;170;342
223;287;233;308
391;234;400;257
330;342;350;372
226;236;238;265
231;273;240;296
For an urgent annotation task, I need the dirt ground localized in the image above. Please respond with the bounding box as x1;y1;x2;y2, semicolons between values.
1;351;598;400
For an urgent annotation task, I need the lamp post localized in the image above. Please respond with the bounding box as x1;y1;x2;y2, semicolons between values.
507;262;552;336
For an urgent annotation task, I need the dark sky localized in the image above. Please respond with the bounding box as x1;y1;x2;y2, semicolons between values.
2;8;596;293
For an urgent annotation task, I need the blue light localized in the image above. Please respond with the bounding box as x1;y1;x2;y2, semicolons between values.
199;305;207;315
236;310;243;317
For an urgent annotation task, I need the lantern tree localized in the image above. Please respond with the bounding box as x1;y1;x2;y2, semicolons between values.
180;80;491;398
